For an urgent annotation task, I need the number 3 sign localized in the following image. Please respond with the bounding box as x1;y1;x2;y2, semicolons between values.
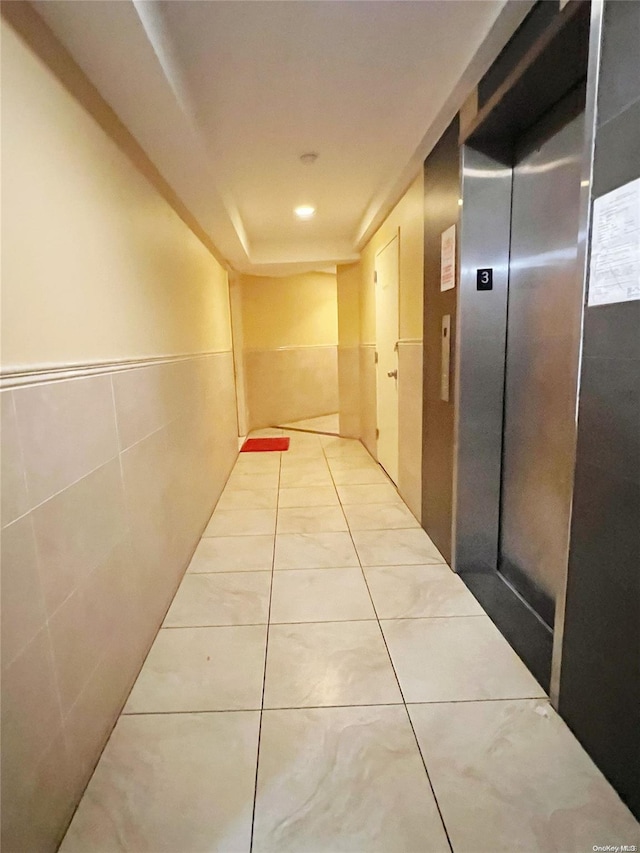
477;268;493;290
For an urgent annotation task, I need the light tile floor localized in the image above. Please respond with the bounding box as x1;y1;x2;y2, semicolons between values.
61;429;639;852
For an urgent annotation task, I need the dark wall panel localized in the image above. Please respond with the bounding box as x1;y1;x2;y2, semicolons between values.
559;0;640;818
421;118;460;562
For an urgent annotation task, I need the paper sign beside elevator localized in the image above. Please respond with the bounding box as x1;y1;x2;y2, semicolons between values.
440;224;456;291
588;177;640;307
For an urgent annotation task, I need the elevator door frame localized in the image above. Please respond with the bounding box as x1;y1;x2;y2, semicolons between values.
451;0;597;703
453;124;586;696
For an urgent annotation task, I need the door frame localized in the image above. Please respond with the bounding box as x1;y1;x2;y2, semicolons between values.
374;229;401;483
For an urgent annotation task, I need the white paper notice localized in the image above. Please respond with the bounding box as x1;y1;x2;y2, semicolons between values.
440;224;456;291
588;177;640;306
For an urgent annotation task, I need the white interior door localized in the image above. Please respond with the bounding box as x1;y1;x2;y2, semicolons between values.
375;233;400;484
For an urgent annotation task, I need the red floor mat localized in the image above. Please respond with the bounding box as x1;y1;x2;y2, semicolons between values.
241;437;290;452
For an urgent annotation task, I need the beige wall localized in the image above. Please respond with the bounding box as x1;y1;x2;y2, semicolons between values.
240;272;338;350
1;17;231;372
337;263;361;348
240;272;339;429
337;263;361;437
1;16;238;853
359;171;425;345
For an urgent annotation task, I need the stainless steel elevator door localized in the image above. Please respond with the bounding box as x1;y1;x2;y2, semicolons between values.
499;111;585;628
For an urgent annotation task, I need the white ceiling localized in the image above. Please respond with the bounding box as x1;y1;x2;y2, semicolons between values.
34;0;530;275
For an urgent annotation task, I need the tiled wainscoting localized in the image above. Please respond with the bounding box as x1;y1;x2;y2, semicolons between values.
244;345;338;430
397;340;423;520
0;352;238;852
337;345;360;438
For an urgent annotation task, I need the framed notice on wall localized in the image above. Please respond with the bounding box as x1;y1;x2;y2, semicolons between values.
588;177;640;307
441;224;456;291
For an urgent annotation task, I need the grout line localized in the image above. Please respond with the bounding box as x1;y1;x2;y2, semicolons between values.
202;523;424;538
323;441;455;853
161;618;377;630
377;614;486;621
121;708;264;716
120;696;548;717
186;568;272;575
179;569;273;576
248;442;281;852
160;614;487;630
4;450;122;528
202;531;277;539
160;623;270;630
186;560;448;575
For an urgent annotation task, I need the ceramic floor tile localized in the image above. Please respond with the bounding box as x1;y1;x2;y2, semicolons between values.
263;621;401;708
284;434;323;449
233;458;281;475
327;455;380;472
279;466;330;484
253;705;449;853
364;564;485;619
249;428;283;437
320;434;357;448
331;467;392;486
274;532;359;570
280;456;329;472
203;508;277;537
216;489;278;510
324;449;373;465
239;446;282;455
278;486;339;508
60;712;259;853
408;700;640;853
124;625;267;712
270;568;376;623
326;451;374;466
187;535;274;572
381;616;545;703
322;438;370;457
283;446;326;460
163;572;271;627
279;468;334;487
225;471;280;491
337;484;402;505
352;528;444;565
277;505;348;534
344;502;419;531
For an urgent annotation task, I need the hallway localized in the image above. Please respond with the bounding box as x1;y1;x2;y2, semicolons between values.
2;2;640;848
59;431;637;852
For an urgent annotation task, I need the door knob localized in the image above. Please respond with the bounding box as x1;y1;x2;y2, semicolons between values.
387;369;398;379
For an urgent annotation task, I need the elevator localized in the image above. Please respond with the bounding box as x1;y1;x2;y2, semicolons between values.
452;0;592;695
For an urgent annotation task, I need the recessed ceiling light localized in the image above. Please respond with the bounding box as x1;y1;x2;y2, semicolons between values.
295;205;316;220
